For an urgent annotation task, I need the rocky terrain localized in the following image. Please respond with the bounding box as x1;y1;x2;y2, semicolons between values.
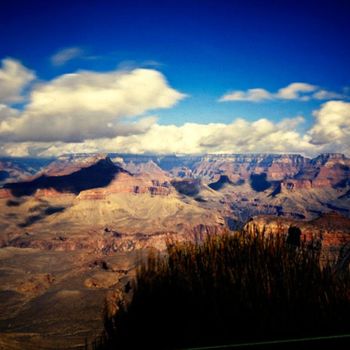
113;152;350;221
0;158;51;186
243;212;350;263
0;152;349;349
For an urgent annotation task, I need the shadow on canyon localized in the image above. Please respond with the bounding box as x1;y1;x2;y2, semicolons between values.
4;159;124;197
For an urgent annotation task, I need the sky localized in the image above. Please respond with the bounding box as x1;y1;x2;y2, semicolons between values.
0;0;349;157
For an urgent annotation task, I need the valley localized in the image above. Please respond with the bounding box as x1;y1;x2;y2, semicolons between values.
0;152;350;349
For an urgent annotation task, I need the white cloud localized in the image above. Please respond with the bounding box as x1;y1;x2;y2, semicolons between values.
308;100;350;154
0;66;186;142
0;58;349;158
51;47;84;66
276;82;317;100
0;104;19;121
312;90;344;100
0;142;34;157
218;88;272;102
0;58;36;104
1;102;350;158
16;115;314;157
219;82;345;103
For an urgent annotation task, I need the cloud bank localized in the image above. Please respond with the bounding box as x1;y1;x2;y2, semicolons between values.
2;101;349;158
0;58;349;158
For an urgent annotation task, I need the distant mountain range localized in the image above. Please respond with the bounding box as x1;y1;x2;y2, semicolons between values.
1;152;349;220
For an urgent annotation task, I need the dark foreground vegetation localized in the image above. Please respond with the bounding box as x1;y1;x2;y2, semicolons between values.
96;232;350;349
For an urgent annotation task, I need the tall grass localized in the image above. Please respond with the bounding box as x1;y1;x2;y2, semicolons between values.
98;232;350;349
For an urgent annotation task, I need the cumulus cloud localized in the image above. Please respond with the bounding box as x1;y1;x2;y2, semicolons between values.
9;115;314;158
276;82;317;100
0;142;37;157
1;102;350;158
103;116;314;155
0;66;186;142
312;90;344;100
51;47;84;66
219;82;345;102
219;88;272;102
308;100;350;154
0;58;36;104
0;104;19;122
0;58;349;158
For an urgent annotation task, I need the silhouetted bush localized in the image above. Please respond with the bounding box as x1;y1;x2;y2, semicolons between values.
97;232;350;349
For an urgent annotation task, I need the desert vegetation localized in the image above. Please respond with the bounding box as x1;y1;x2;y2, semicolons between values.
95;231;350;349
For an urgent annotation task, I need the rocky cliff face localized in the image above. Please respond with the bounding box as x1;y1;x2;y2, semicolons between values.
0;158;52;185
188;153;350;220
191;153;350;187
0;160;35;185
192;154;309;182
280;179;313;191
3;156;125;196
76;173;172;199
242;212;350;259
2;155;174;199
292;153;350;189
17;152;347;194
122;160;170;181
2;152;350;223
40;153;110;176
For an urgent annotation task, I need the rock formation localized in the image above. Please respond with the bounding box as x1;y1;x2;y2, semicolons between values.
0;152;349;349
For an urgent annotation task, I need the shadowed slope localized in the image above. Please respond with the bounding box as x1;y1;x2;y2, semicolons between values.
171;178;202;196
208;175;237;190
250;173;272;192
4;157;126;197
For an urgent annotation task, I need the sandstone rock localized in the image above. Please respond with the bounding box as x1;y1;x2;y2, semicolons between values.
105;289;125;317
16;273;55;295
84;272;120;289
243;212;350;260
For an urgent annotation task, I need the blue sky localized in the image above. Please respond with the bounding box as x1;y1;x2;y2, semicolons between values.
0;0;349;156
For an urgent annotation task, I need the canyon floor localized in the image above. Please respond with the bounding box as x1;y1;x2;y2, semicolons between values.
0;191;224;349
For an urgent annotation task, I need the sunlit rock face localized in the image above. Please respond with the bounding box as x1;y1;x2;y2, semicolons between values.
192;154;308;182
1;152;350;228
242;212;350;263
192;153;350;186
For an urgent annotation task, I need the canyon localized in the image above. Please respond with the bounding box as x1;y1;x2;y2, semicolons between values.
0;152;349;349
